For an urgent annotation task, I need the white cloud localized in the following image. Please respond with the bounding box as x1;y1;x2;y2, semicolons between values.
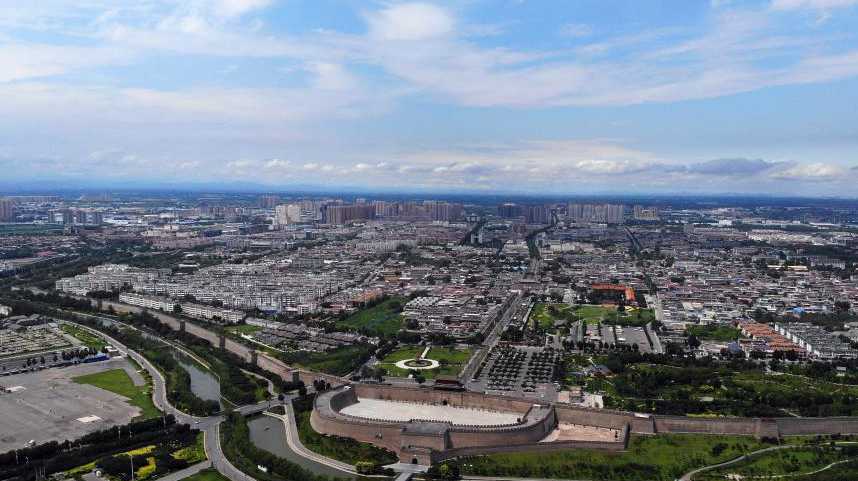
558;23;592;38
0;43;129;82
771;0;858;10
307;62;357;91
214;0;273;19
770;162;847;180
366;3;454;40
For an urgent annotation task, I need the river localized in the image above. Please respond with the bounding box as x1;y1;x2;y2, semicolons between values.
246;415;351;479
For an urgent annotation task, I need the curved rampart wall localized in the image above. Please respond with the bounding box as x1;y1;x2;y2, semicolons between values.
313;385;562;460
353;383;536;414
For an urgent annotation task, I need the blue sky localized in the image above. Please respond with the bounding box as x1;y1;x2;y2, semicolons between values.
2;0;858;195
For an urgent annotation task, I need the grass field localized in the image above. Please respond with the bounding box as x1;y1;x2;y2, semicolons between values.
460;434;767;481
281;343;375;377
530;303;574;330
179;469;231;481
225;324;263;336
66;445;157;477
377;345;473;379
686;324;742;341
698;445;856;480
173;432;208;464
61;323;108;350
73;368;161;419
335;297;406;337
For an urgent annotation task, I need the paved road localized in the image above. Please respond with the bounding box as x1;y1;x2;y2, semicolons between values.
265;406;356;476
70;321;267;481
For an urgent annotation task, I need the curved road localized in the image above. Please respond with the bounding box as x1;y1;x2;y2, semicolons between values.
70;321;277;481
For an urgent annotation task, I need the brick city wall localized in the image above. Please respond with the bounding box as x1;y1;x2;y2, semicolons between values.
353;383;536;414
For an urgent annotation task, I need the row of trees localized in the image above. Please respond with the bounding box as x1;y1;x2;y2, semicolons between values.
0;416;199;481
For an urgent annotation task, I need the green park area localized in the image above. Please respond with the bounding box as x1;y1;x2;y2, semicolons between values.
279;343;375;377
590;352;858;417
334;297;406;337
531;304;655;329
225;324;263;336
377;345;473;379
61;323;108;350
73;368;161;419
64;433;207;480
460;434;768;481
530;303;575;330
698;442;858;480
686;323;742;341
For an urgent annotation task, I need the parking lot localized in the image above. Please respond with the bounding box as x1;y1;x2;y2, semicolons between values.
598;325;656;353
0;358;143;452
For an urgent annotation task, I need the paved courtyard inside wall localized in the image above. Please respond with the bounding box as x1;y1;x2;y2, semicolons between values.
0;358;143;452
340;397;521;425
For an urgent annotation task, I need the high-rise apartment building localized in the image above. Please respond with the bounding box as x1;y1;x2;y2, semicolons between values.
273;203;303;228
0;198;14;222
259;195;280;208
497;203;522;219
633;205;660;221
525;205;551;224
567;203;625;224
324;204;375;225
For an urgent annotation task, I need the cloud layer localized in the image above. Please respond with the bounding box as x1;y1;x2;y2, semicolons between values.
1;1;857;194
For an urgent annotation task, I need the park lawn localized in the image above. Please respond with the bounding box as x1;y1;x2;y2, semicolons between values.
289;344;375;377
460;434;767;481
295;410;398;466
378;345;473;379
136;455;158;480
530;303;574;330
381;345;425;363
686;324;742;342
602;307;656;327
173;432;207;464
698;445;851;480
335;297;406;337
226;324;263;336
573;304;616;324
61;323;107;350
73;368;161;419
179;469;231;481
65;445;156;477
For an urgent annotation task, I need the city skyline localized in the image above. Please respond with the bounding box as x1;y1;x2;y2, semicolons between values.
3;0;858;195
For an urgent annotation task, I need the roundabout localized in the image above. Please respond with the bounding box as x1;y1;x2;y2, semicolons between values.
394;357;440;370
394;345;440;370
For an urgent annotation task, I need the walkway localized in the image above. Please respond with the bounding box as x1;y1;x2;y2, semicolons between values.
679;442;858;481
264;405;357;476
69;321;263;481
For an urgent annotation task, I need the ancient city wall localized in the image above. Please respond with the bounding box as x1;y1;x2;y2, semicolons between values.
82;297;349;387
777;417;858;436
555;404;637;430
310;406;404;453
447;407;557;449
353;383;535;414
652;415;759;436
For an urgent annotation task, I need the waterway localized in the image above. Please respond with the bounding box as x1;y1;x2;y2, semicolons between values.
246;415;350;479
173;353;222;407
